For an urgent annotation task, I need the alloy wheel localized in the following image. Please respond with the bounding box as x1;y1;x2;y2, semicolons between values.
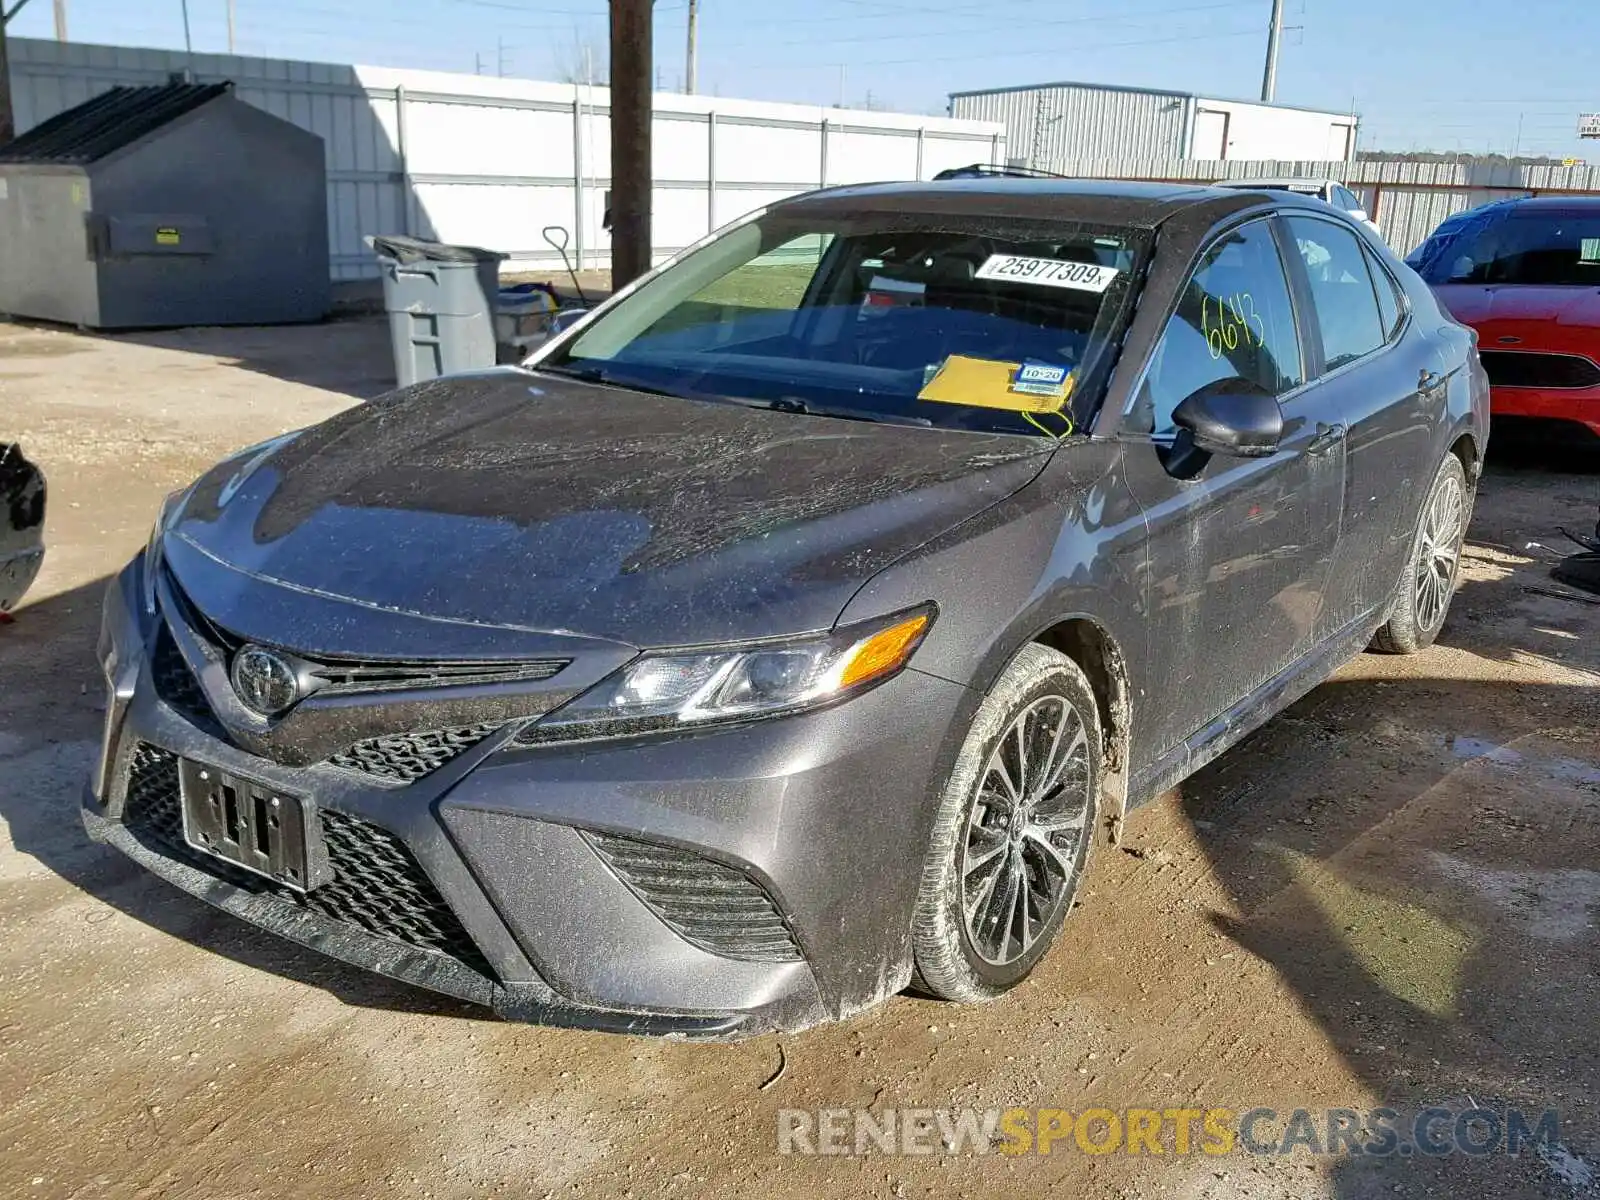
1414;471;1465;633
959;695;1092;966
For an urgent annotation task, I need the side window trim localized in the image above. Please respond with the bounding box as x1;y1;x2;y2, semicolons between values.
1119;211;1307;439
1361;241;1411;345
1269;213;1327;383
1281;211;1395;379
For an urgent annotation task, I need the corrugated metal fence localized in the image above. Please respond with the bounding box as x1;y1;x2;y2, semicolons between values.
1057;157;1600;254
8;38;1005;279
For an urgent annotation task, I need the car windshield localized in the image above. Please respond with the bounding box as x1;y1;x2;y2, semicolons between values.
1425;211;1600;286
540;211;1148;436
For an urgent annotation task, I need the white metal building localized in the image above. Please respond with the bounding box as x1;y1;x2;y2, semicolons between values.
950;80;1357;171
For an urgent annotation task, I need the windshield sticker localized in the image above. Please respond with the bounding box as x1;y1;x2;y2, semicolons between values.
918;354;1074;413
974;254;1120;293
1010;360;1071;399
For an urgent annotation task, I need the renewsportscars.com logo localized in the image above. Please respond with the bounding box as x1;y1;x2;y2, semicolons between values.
776;1106;1563;1158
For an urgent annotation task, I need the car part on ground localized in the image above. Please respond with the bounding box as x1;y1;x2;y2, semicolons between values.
1551;512;1600;597
84;176;1487;1034
0;443;46;614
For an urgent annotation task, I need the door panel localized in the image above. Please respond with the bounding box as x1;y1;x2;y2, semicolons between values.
1123;413;1343;760
1120;216;1345;760
1282;217;1435;630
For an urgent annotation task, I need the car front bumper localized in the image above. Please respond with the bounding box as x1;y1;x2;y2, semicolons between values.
1490;384;1600;439
84;565;971;1036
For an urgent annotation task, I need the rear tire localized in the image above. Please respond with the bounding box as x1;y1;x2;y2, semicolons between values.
911;643;1101;1002
1371;454;1470;654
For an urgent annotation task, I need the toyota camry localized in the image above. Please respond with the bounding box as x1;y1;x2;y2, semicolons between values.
86;178;1487;1035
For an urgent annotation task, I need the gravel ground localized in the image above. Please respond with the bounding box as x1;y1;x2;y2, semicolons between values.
1;318;1598;1200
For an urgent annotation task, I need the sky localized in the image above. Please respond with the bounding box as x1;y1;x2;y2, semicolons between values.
7;0;1599;158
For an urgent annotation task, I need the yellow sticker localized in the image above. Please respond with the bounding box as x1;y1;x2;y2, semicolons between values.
155;227;180;246
917;354;1074;413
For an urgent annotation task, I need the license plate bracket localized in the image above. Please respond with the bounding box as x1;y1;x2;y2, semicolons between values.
179;761;328;892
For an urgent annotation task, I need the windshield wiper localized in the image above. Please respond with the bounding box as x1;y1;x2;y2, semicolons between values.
756;396;933;428
536;366;933;427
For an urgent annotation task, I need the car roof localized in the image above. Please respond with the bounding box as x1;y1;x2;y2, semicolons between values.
772;177;1301;230
1499;194;1600;215
1215;177;1338;189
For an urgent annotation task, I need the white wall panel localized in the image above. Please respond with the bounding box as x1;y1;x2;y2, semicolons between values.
825;130;918;184
715;122;821;186
654;117;711;181
921;134;999;177
404;102;575;178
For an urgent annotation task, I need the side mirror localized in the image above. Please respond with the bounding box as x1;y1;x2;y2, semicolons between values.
1172;379;1283;459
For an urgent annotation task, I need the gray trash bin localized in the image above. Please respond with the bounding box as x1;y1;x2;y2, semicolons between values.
366;235;508;386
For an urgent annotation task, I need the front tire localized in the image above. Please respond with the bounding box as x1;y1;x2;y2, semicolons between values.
911;643;1101;1002
1371;454;1470;654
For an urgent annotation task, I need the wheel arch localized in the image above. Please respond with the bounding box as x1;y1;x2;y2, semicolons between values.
1448;428;1482;484
1031;616;1133;832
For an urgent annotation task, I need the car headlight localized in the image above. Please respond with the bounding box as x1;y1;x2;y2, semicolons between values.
521;604;935;742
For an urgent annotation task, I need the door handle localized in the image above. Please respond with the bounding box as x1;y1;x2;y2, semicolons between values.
1419;369;1447;393
1306;422;1345;456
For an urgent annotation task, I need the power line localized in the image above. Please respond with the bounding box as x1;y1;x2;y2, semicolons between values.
743;22;1266;70
718;0;1261;39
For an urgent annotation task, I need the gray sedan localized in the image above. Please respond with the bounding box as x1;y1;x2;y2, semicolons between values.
85;178;1487;1034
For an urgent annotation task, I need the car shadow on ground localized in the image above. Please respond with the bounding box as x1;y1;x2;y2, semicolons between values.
1171;570;1599;1196
100;317;401;402
0;575;486;1023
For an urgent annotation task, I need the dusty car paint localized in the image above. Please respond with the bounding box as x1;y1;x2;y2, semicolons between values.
85;180;1489;1034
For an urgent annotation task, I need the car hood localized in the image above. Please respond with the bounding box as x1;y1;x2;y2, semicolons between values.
167;371;1052;649
1434;283;1600;332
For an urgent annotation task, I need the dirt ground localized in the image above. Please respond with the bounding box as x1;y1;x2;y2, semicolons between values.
1;317;1597;1200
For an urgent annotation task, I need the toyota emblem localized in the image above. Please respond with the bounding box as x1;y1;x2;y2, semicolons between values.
230;645;301;717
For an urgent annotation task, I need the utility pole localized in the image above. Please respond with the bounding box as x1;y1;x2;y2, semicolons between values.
684;0;697;95
226;0;235;53
52;0;64;41
610;0;654;288
180;0;192;55
1259;0;1283;103
497;36;508;77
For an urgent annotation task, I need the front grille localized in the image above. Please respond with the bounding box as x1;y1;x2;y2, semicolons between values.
122;744;495;978
1479;349;1600;390
326;723;502;784
586;832;802;963
150;625;225;738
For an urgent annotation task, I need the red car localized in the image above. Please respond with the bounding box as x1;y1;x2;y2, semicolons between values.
1408;196;1600;440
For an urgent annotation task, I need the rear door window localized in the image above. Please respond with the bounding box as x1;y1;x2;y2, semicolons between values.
1128;218;1304;436
1286;215;1387;371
